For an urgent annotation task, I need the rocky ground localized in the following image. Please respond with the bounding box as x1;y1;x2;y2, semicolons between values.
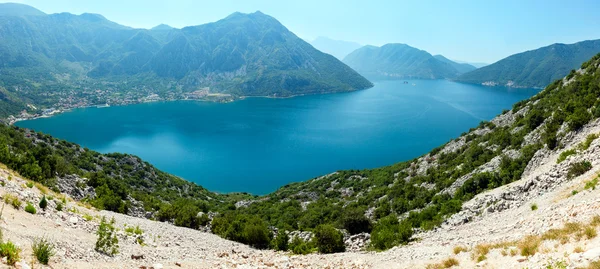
1;121;600;268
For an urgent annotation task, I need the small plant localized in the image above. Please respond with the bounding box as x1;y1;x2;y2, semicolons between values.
453;245;468;254
574;246;584;253
26;182;34;188
0;241;21;265
95;217;119;256
518;235;541;256
584;226;597;239
83;214;93;221
55;201;63;211
531;203;538;211
585;178;599;190
442;258;459;268
579;133;599;151
557;149;577;163
25;202;36;214
4;194;21;209
32;237;55;265
39;195;48;211
572;190;579;196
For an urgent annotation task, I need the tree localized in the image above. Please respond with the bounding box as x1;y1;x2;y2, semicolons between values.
313;224;345;254
95;217;119;256
39;195;47;211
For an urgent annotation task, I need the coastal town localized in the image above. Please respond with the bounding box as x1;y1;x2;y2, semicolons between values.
6;86;233;124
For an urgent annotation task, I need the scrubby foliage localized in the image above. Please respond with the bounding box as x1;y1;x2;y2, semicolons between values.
272;230;289;251
0;241;21;265
25;202;36;214
39;195;48;210
211;213;272;249
32;237;55;265
95;217;119;256
313;224;345;253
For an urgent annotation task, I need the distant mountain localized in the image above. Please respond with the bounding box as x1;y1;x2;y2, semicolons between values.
433;55;477;74
343;44;472;80
455;40;600;88
310;36;362;60
0;4;372;114
151;24;175;30
452;60;488;68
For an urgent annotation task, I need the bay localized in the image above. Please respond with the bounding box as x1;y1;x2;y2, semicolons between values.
16;80;539;194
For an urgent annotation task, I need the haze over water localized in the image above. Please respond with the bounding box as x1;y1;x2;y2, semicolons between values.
16;80;539;194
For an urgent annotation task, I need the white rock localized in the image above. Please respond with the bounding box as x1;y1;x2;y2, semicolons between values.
69;216;78;224
152;263;163;269
583;247;600;261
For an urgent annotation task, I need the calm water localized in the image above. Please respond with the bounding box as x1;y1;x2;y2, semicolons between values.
16;80;539;194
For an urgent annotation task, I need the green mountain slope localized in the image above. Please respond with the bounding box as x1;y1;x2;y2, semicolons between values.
342;44;471;80
455;39;600;88
0;4;372;117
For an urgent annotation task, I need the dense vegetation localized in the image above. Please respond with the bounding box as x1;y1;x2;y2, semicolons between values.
343;44;475;80
456;40;600;88
0;3;372;117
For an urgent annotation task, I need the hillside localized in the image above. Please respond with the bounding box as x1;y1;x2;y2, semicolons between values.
433;55;477;74
1;54;600;268
310;36;362;60
456;39;600;88
0;4;372;117
342;44;473;80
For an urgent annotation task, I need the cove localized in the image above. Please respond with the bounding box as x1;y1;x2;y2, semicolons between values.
16;80;539;194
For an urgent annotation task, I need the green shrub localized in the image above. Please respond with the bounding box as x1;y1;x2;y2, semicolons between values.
567;161;592;179
39;195;48;211
313;224;345;254
579;133;599;151
290;236;313;254
26;182;33;188
25;202;36;214
370;215;413;251
531;204;538;211
32;237;55;265
557;149;577;163
55;201;63;211
272;230;289;251
0;241;21;265
95;217;119;256
585;177;599;190
212;213;271;249
342;208;372;235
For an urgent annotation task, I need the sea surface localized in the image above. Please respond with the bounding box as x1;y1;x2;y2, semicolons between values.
16;80;539;194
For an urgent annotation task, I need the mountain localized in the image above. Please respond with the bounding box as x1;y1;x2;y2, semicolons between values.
433;55;477;73
151;23;175;30
342;43;473;80
455;39;600;88
0;5;372;117
310;36;362;60
452;59;488;68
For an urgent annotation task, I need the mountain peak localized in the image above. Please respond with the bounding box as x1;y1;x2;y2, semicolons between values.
151;24;175;31
0;3;46;16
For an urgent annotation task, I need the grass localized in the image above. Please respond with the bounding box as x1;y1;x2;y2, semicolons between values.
32;237;55;265
3;194;21;209
25;182;33;188
426;258;460;269
586;261;600;269
452;245;468;254
574;246;585;253
83;214;94;221
124;225;144;236
578;133;599;151
518;235;541;256
585;177;599;190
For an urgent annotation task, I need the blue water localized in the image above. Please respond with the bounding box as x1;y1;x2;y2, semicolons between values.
16;80;539;194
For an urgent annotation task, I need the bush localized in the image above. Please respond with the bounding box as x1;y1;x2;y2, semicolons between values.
272;230;289;251
0;241;21;265
342;208;372;235
25;202;36;214
313;224;345;254
95;217;119;256
212;214;271;249
32;237;55;265
290;236;313;254
531;204;538;211
567;161;592;179
39;195;48;211
55;201;63;211
370;215;413;250
557;149;576;164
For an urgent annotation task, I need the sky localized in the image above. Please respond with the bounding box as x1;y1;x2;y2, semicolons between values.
2;0;599;63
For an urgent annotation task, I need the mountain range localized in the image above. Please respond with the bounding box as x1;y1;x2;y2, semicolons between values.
0;3;372;111
309;36;362;60
456;39;600;88
342;43;476;80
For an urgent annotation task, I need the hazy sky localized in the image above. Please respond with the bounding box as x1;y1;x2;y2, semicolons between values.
3;0;599;63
